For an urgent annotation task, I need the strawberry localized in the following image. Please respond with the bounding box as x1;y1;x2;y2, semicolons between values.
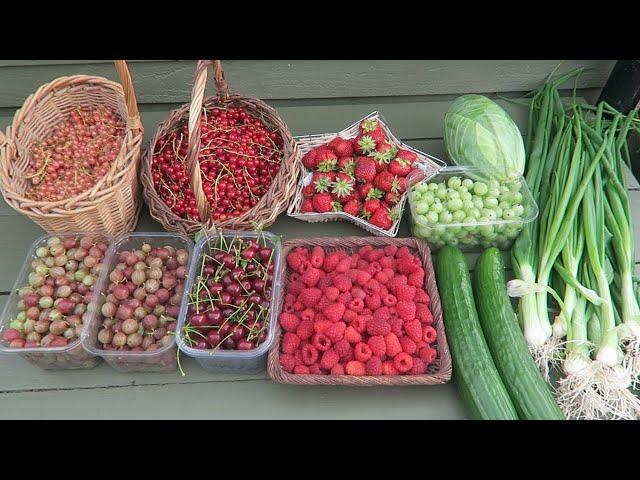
392;176;407;194
384;191;401;206
359;118;380;134
311;172;334;193
361;198;382;220
328;136;354;158
396;148;418;163
354;134;376;155
331;201;343;213
354;156;377;183
312;192;333;213
358;182;375;199
315;148;338;172
370;206;395;230
338;156;356;177
301;199;314;213
343;199;361;217
388;157;413;177
368;126;386;144
373;171;396;192
331;176;354;201
302;148;319;170
371;141;398;170
302;184;316;198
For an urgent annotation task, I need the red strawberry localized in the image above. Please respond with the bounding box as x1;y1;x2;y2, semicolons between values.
329;136;354;157
301;199;314;213
354;156;377;183
343;199;361;217
361;198;381;220
302;148;320;170
373;171;396;192
312;192;333;213
358;182;375;199
396;148;418;163
371;141;397;169
384;191;401;206
393;176;407;194
316;148;338;172
388;157;413;177
331;176;354;201
354;134;376;155
338;156;356;177
369;127;386;144
359;118;380;134
369;207;394;230
302;184;316;198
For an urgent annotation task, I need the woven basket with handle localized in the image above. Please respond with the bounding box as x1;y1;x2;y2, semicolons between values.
0;61;144;236
267;236;452;386
141;60;299;236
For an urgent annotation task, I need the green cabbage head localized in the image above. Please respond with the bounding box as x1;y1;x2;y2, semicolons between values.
444;94;525;180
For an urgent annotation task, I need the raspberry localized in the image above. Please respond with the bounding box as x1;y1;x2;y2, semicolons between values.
389;316;403;337
324;302;346;322
301;267;322;287
287;280;306;296
296;319;314;341
375;271;391;283
316;296;333;311
397;301;417;321
396;256;419;274
294;365;310;374
364;278;382;295
337;292;352;305
356;259;369;271
286;252;304;272
382;360;398;375
393;352;413;373
324;285;340;301
379;285;389;297
365;293;381;311
325;321;346;343
330;363;345;375
344;326;362;344
293;301;304;312
414;289;430;305
312;333;332;351
323;251;342;273
358;245;373;257
343;309;358;323
395;285;416;302
416;340;427;350
283;302;295;314
348;298;364;312
419;346;437;364
345;360;366;376
399;336;417;355
416;303;433;324
298;288;322;308
285;293;296;304
298;259;312;274
365;356;383;375
320;348;340;370
395;246;412;259
351;316;368;334
379;256;395;269
346;268;360;282
300;309;315;322
349;253;360;269
382;294;397;307
317;273;333;291
387;275;407;294
333;339;352;359
280;312;300;332
367;249;384;262
408;269;425;288
423;325;437;344
384;332;402;358
404;319;422;342
282;332;301;354
351;286;366;300
280;353;295;373
333;274;352;293
314;319;333;334
409;357;427;375
336;257;351;273
354;342;373;362
383;245;398;257
374;306;391;321
290;272;301;282
310;246;325;269
366;316;391;336
367;262;382;276
302;344;319;365
367;335;386;358
309;363;323;374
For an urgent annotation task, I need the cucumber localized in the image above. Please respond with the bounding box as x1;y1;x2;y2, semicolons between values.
435;246;518;420
473;248;564;420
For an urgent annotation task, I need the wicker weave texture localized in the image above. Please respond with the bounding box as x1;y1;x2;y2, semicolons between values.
267;236;452;386
0;61;143;236
141;60;300;236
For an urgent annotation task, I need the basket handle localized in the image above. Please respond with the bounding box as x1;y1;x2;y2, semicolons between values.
185;60;231;223
114;60;142;132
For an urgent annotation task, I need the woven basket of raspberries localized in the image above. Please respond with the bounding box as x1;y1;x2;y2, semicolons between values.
267;236;452;386
287;112;444;237
141;61;299;235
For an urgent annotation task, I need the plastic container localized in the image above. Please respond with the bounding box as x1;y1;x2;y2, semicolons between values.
408;166;538;252
175;230;282;374
0;232;113;370
82;232;193;373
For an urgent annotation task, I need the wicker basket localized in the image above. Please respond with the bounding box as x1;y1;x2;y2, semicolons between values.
267;236;452;386
141;60;299;236
287;111;445;237
0;61;144;236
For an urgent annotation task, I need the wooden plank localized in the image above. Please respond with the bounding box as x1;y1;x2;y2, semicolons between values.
0;60;614;107
0;380;467;419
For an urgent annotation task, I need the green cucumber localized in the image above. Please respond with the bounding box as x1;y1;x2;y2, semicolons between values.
473;248;564;420
435;246;518;420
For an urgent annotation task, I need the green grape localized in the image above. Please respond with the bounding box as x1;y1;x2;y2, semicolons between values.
426;212;439;224
411;191;422;202
427;182;439;191
488;179;500;191
463;199;474;211
460;191;472;202
473;182;488;196
446;188;460;201
423;191;435;204
452;210;466;222
503;208;516;220
447;198;463;211
484;197;499;208
510;181;522;192
415;182;429;193
447;176;462;189
512;204;524;216
435;186;447;200
434;226;446;236
462;178;474;189
439;211;453;224
512;191;523;204
498;201;511;210
495;207;503;219
416;202;430;215
472;196;484;210
431;201;443;213
487;188;501;198
500;185;510;195
414;225;430;238
471;208;481;219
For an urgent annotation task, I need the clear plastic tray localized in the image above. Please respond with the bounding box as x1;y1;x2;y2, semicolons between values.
408;166;538;252
0;232;113;370
82;232;193;373
175;230;282;374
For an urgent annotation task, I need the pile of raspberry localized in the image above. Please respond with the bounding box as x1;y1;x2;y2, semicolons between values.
278;244;438;376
